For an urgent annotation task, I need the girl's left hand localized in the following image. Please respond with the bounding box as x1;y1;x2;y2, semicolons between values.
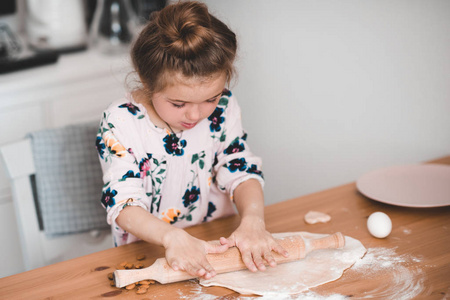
219;216;288;272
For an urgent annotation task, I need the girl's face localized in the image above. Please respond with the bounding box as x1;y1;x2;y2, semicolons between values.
150;72;227;132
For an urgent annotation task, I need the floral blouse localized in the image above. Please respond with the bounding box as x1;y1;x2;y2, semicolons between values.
96;90;264;246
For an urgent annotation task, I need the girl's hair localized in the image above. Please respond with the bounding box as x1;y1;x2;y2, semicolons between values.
131;1;237;95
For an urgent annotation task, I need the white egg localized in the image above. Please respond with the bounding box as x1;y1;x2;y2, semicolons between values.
367;212;392;238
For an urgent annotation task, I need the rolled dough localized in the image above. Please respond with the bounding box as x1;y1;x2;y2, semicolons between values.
199;232;366;296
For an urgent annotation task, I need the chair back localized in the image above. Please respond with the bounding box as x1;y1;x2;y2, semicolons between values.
0;138;112;271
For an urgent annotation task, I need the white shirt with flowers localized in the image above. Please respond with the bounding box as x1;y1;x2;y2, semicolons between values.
96;90;264;246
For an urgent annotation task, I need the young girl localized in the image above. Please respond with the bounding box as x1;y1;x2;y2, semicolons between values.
96;1;287;280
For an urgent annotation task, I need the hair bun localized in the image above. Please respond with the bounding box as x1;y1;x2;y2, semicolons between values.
131;1;237;94
157;2;214;59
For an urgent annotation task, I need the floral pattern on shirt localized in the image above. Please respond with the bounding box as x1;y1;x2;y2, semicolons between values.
163;133;187;156
224;137;245;155
203;202;217;222
149;156;167;213
120;170;140;181
101;187;117;208
209;91;230;142
139;154;152;177
208;107;225;132
119;103;140;115
183;186;200;207
247;164;264;178
226;158;247;172
161;208;181;224
98;112;128;161
191;151;206;169
96;136;106;159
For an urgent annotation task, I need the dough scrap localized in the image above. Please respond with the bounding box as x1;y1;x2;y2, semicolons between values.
199;232;366;296
304;211;331;224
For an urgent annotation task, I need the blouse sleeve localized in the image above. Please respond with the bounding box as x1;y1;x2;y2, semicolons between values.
212;92;264;201
96;108;148;226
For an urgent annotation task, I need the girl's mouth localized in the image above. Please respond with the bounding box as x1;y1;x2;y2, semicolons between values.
181;122;198;129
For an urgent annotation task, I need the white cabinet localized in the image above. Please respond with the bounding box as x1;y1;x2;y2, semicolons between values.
0;50;132;277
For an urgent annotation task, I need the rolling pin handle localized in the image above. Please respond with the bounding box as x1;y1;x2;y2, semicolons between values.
306;232;345;255
112;272;118;287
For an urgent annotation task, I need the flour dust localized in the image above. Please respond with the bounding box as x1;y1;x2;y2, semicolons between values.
175;247;425;300
349;247;426;300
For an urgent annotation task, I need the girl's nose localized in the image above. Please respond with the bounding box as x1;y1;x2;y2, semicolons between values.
186;105;201;122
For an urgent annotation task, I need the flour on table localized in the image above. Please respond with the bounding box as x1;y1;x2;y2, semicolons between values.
199;232;366;296
176;281;218;300
304;211;331;224
348;247;425;299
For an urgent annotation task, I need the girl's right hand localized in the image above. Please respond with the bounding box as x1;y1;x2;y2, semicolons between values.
162;228;229;279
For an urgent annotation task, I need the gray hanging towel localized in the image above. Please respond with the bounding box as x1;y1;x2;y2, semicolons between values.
28;122;108;237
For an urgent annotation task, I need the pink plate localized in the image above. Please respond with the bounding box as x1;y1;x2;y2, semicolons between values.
356;164;450;208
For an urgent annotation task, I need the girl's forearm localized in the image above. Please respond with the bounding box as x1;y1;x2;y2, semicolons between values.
233;179;265;224
116;205;181;248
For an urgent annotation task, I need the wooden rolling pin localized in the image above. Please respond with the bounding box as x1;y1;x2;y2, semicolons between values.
114;232;345;288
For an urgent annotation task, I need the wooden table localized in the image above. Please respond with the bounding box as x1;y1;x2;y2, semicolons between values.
1;157;449;299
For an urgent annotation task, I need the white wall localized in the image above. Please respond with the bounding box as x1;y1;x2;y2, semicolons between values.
202;0;450;204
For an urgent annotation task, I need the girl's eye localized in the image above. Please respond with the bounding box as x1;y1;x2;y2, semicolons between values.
172;103;185;108
207;96;220;103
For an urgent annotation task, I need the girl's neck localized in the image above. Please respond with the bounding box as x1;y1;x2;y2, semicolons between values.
132;89;180;132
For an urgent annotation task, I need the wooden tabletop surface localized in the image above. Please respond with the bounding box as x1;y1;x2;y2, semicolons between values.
1;156;449;299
